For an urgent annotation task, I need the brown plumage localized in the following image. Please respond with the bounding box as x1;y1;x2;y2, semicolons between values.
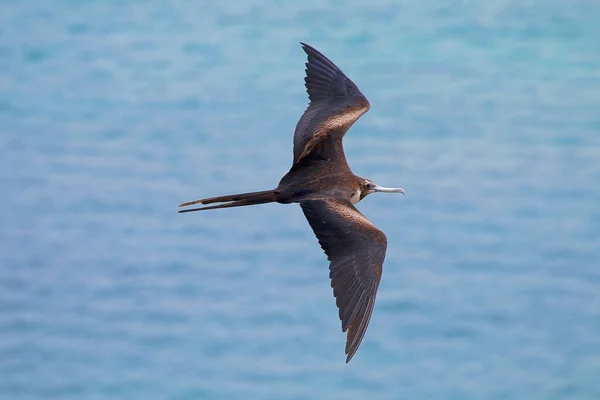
179;42;405;362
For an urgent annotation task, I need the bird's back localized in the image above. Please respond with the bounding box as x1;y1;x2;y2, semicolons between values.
276;153;359;204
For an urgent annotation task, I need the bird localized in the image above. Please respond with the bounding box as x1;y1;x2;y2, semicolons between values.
179;42;405;363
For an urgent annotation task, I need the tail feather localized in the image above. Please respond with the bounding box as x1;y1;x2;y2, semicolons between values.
179;189;277;213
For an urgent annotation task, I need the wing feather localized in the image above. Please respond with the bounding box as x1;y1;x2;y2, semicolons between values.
300;198;387;362
293;43;370;164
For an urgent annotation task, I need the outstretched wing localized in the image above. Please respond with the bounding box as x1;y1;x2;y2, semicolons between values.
293;43;370;164
300;198;386;362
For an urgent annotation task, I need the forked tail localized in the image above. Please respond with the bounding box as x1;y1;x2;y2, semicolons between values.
178;189;277;213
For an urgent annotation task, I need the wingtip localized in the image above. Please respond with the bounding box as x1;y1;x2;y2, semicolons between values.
299;42;323;58
345;343;359;363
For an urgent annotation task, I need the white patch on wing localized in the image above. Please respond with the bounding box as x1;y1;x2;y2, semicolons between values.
322;199;387;246
319;105;369;133
295;103;369;163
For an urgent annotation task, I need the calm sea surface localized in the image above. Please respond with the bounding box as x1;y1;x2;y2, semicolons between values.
1;1;599;399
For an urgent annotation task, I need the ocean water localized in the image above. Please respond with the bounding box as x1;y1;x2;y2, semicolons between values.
1;1;599;399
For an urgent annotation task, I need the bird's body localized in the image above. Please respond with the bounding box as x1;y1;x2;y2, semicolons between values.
179;43;405;362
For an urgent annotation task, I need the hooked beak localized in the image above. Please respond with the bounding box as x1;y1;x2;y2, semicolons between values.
373;185;405;195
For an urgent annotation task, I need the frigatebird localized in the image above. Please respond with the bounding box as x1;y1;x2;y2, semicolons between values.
179;43;405;362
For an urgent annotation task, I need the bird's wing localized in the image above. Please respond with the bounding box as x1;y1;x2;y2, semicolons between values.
293;43;370;165
300;198;386;362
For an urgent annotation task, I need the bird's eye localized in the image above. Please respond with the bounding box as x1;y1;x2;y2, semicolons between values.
367;183;373;189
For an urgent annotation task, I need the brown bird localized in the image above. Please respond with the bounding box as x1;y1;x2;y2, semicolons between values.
179;42;405;362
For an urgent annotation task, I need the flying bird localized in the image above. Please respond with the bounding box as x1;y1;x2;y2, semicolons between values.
179;42;405;362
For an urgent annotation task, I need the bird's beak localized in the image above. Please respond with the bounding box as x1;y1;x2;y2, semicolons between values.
373;185;405;195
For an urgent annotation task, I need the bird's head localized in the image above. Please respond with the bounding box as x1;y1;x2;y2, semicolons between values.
358;177;405;201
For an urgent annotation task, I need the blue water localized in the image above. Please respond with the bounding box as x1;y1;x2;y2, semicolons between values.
1;1;600;399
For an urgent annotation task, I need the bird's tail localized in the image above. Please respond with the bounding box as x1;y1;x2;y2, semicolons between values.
178;189;278;213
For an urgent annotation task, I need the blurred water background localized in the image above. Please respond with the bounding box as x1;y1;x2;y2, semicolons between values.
1;1;600;399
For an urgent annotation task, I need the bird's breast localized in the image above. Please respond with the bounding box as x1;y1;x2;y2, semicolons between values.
349;188;361;204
